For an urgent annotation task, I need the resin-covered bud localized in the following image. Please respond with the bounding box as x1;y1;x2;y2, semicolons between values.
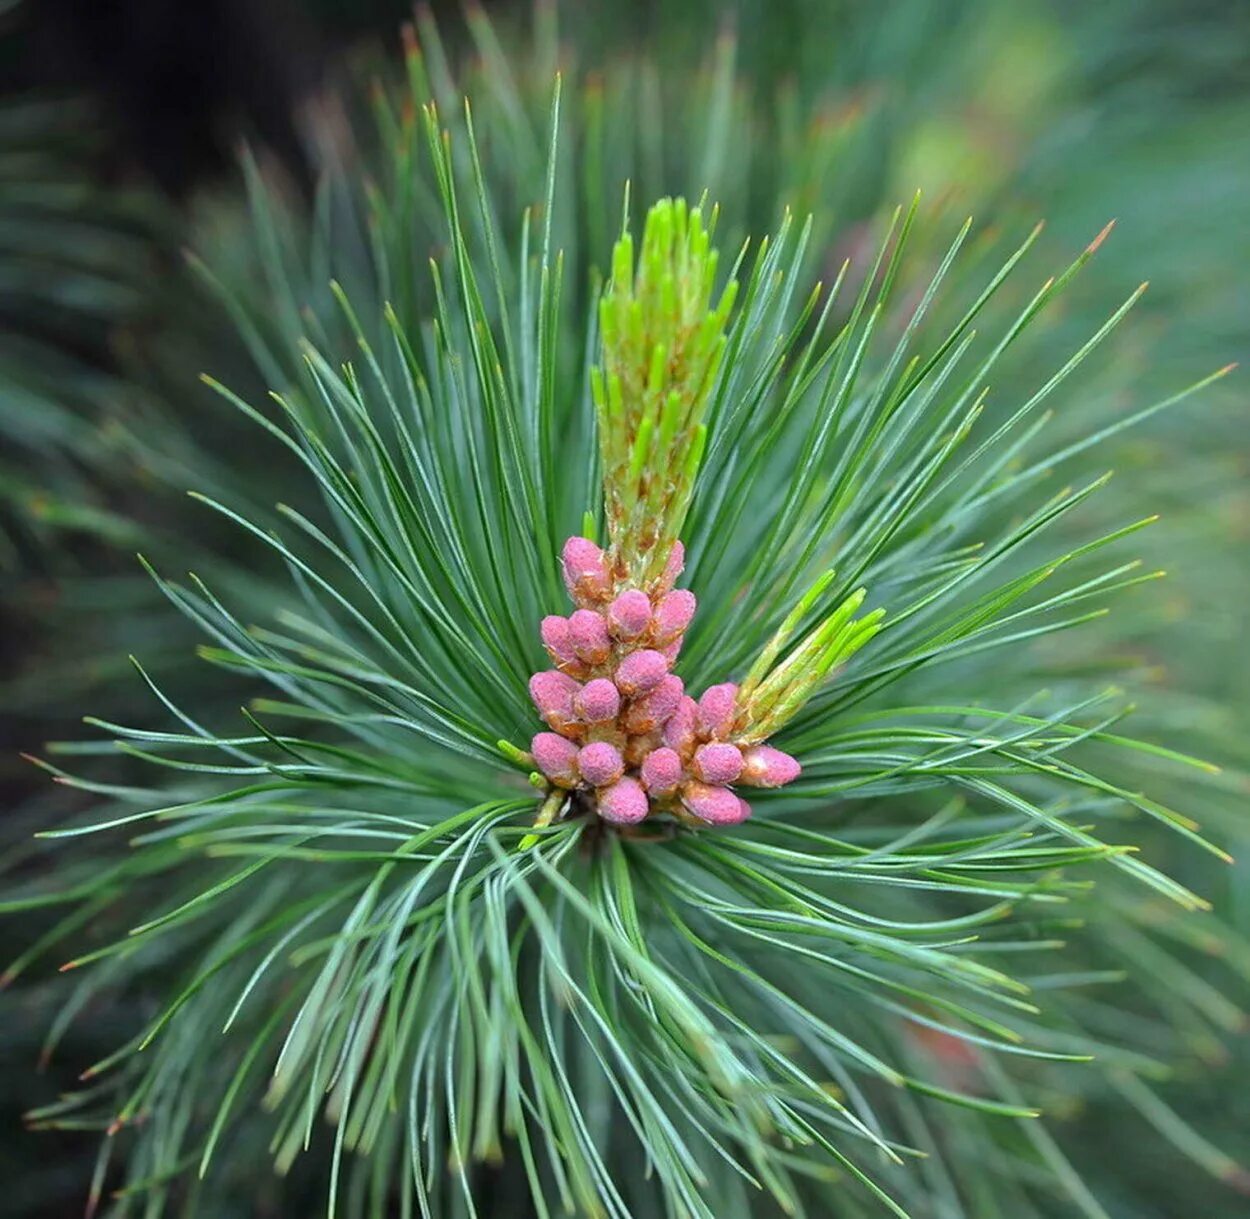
692;742;744;785
639;747;684;797
529;670;582;734
696;682;739;739
562;536;612;604
568;609;612;664
531;732;579;788
615;649;669;696
622;674;684;734
682;781;749;825
607;590;652;640
577;742;625;788
573;677;621;724
599;776;649;825
739;745;801;788
652;589;697;644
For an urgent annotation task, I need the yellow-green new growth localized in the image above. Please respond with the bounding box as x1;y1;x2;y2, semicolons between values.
592;197;738;589
736;573;885;742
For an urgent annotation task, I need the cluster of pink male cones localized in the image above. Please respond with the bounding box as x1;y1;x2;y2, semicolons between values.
527;536;800;826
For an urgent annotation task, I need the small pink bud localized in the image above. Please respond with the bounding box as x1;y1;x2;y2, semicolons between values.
661;637;683;663
697;682;739;739
608;590;652;640
615;649;669;696
663;695;699;754
598;776;649;825
693;742;744;785
657;541;685;594
622;673;685;734
739;745;801;788
529;670;581;733
682;781;749;825
531;732;580;787
568;609;611;664
562;536;611;604
573;677;621;723
577;742;625;788
540;615;579;669
652;589;696;644
640;747;684;796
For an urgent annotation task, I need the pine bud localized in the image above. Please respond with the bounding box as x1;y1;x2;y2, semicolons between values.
615;649;669;696
573;677;621;723
577;742;625;788
682;781;750;825
692;742;743;785
607;590;652;640
561;536;612;604
531;732;579;787
639;747;684;797
622;674;684;734
696;682;739;739
540;615;578;667
652;589;696;643
739;745;801;788
529;670;581;734
568;609;612;664
663;694;699;754
599;776;649;825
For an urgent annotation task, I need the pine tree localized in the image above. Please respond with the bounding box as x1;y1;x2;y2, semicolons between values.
4;5;1247;1217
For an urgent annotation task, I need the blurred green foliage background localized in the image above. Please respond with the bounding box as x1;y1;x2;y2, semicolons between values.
1;0;1246;1215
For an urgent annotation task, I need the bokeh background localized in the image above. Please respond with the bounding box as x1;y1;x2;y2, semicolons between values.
1;1;1246;1215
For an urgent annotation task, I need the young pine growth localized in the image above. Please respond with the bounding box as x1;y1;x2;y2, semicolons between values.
591;198;736;587
529;201;879;829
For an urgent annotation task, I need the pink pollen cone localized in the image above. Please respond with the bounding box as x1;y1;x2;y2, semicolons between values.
697;682;739;739
615;649;669;696
540;615;578;667
573;677;621;723
598;776;649;825
529;670;581;732
739;745;801;788
682;781;750;825
608;590;652;640
623;673;685;734
640;747;684;797
568;609;611;664
663;695;699;754
562;537;611;604
693;742;744;785
652;589;696;644
657;541;685;594
531;732;579;787
577;742;625;788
